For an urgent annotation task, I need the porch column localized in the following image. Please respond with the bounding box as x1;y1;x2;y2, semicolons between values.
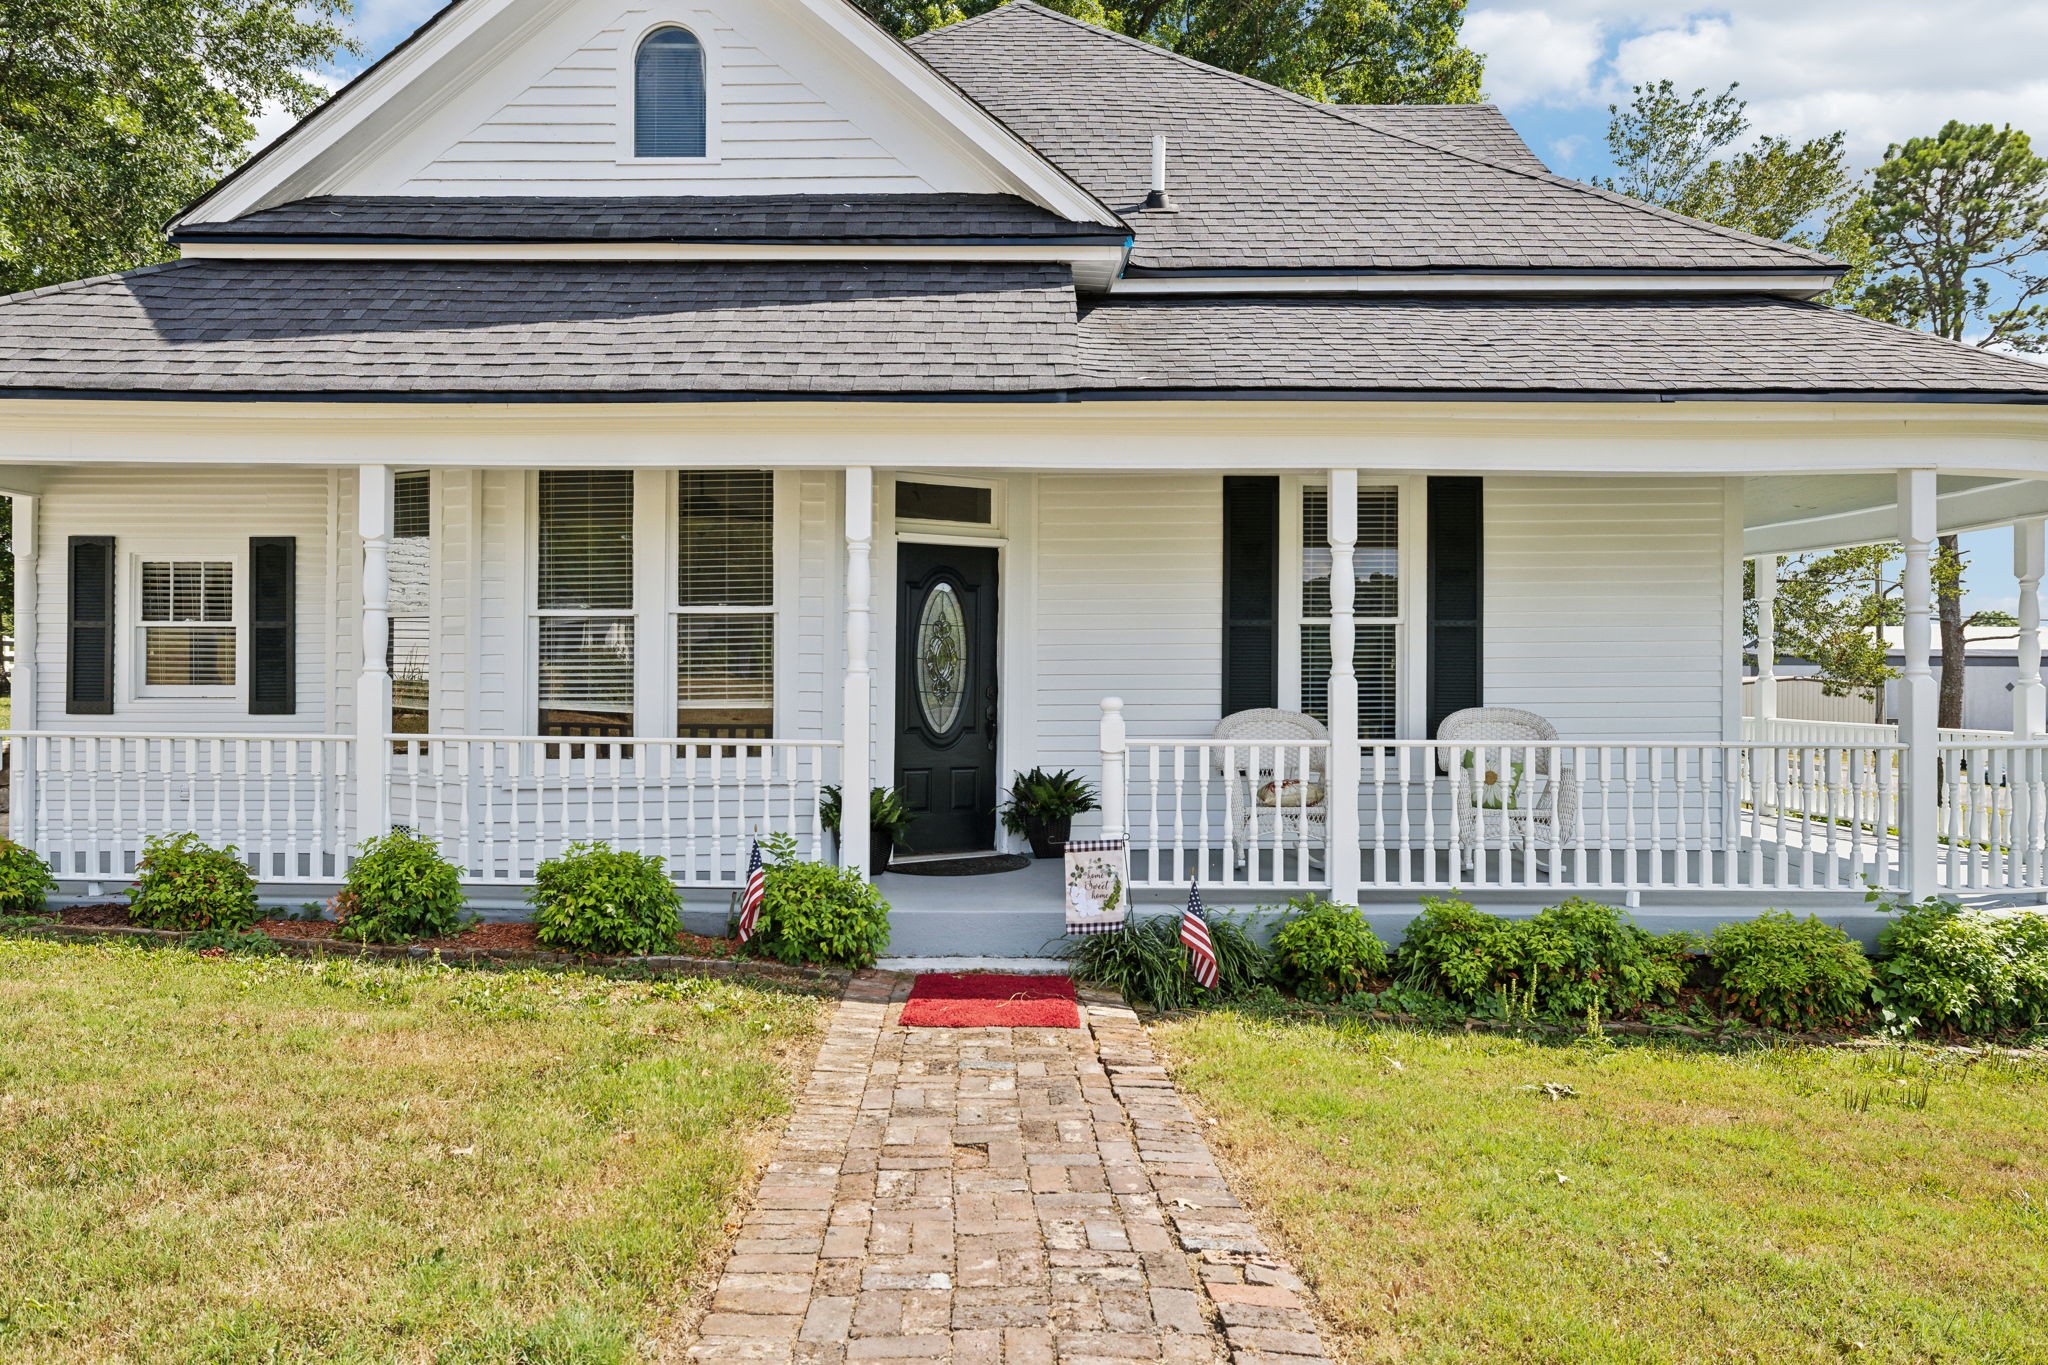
1898;470;1939;901
2015;518;2045;738
1754;554;1778;723
9;494;35;849
356;464;393;850
841;467;873;877
1325;469;1361;903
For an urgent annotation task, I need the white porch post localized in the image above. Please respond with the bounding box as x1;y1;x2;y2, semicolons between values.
1099;697;1127;841
1898;470;1939;901
2014;518;2045;738
841;467;873;877
10;494;35;850
1754;554;1778;723
356;465;393;850
1324;469;1361;902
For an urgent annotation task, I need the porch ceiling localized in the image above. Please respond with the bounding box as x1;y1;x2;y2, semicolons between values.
1744;473;2048;556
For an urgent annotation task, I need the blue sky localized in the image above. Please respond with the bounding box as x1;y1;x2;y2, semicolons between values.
312;0;2046;611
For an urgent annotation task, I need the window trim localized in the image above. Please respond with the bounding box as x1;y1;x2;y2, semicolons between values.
127;551;245;701
388;469;435;733
618;20;722;165
671;469;780;739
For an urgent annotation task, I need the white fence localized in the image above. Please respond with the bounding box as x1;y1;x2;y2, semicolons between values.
1937;739;2048;892
5;732;352;883
390;735;838;887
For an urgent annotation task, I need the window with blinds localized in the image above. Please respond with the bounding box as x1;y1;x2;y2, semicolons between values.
635;27;707;158
537;471;635;736
677;471;773;738
1299;485;1401;739
141;560;235;687
389;471;431;734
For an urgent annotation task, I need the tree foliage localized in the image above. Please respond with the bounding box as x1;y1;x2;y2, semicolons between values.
859;0;1484;105
0;0;357;296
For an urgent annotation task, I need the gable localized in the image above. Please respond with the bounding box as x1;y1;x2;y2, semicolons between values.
178;0;1113;225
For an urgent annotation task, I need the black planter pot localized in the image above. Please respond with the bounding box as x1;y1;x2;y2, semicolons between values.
1021;814;1073;860
871;826;895;877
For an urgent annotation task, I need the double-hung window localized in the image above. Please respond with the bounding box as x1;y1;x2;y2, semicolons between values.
389;471;432;733
536;471;636;736
140;560;235;689
1299;485;1401;739
676;471;774;738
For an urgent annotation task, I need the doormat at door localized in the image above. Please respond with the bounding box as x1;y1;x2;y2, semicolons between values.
888;854;1031;877
898;972;1081;1029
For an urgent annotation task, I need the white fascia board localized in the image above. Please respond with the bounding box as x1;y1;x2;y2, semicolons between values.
1745;477;2048;557
177;238;1130;289
1109;272;1842;299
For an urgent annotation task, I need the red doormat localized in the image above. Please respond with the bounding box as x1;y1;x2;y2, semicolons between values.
898;972;1081;1029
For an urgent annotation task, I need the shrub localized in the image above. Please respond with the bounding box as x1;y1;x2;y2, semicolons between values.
746;857;891;968
126;833;261;932
336;829;467;944
0;839;56;915
1396;895;1693;1019
529;841;680;956
1873;897;2048;1035
1705;912;1872;1031
1267;894;1388;1002
1061;911;1265;1011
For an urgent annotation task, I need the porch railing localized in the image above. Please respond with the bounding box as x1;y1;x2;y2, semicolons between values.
1937;739;2048;892
389;735;838;886
5;732;353;883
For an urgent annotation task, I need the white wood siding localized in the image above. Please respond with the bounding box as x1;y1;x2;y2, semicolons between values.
32;467;335;731
1484;476;1732;741
1032;475;1223;776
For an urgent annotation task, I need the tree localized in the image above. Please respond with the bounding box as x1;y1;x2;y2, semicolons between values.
1851;121;2048;725
0;0;357;295
1751;547;1902;723
1595;81;1856;243
860;0;1484;104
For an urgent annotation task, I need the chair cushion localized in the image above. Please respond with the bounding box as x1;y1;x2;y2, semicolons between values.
1255;779;1325;808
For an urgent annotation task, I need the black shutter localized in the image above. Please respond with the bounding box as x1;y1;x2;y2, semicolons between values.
1426;477;1484;737
66;535;115;715
1221;476;1279;715
249;536;296;715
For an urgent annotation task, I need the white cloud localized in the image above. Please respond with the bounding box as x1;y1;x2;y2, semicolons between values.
1462;8;1605;105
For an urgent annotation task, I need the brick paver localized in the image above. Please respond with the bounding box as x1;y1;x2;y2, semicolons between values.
685;972;1330;1364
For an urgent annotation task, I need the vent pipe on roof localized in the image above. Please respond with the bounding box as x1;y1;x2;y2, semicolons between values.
1145;133;1173;209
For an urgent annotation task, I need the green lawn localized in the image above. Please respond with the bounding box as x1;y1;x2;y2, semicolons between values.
1155;1012;2048;1365
0;937;824;1363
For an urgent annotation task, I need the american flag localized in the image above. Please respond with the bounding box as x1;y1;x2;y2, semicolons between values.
1180;880;1218;990
736;839;766;945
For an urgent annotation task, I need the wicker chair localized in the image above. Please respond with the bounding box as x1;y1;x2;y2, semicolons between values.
1435;706;1581;869
1213;709;1329;870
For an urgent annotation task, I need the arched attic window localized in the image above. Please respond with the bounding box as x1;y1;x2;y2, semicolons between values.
635;27;707;157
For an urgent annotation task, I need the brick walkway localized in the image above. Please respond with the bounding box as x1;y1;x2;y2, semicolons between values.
686;971;1331;1364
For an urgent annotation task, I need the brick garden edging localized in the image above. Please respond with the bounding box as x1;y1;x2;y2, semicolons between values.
1;920;851;991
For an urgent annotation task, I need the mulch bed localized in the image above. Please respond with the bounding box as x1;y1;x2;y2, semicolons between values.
62;906;737;959
59;904;134;927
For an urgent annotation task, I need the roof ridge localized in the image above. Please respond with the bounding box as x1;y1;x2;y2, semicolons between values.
952;1;1835;271
0;259;193;309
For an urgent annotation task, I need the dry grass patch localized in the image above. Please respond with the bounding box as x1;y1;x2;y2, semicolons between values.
0;937;825;1363
1155;1012;2048;1364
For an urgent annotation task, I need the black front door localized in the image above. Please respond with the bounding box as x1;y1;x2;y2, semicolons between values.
896;543;999;854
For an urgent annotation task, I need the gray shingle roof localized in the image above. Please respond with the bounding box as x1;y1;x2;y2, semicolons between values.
178;193;1123;243
0;258;1077;395
912;3;1831;275
1073;295;2048;396
1334;105;1547;173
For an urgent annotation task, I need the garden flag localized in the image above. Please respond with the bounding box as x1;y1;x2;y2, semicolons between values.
736;839;766;945
1180;879;1218;990
1063;838;1130;936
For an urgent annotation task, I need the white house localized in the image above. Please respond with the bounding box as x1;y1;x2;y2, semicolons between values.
3;0;2046;952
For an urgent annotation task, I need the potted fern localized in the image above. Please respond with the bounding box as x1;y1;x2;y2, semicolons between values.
999;767;1100;859
820;785;916;876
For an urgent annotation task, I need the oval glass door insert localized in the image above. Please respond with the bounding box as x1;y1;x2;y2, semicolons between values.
916;582;967;734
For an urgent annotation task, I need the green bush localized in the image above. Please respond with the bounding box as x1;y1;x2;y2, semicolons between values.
528;841;680;956
1705;912;1872;1031
1397;895;1693;1019
0;839;56;915
126;833;261;932
1873;897;2048;1035
1267;894;1388;1002
336;829;467;944
746;857;891;968
1061;911;1265;1011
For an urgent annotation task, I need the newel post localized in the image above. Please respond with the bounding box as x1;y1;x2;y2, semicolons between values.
356;464;393;851
1099;697;1128;842
2015;519;2045;739
1324;469;1362;904
1898;470;1938;901
841;467;873;878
